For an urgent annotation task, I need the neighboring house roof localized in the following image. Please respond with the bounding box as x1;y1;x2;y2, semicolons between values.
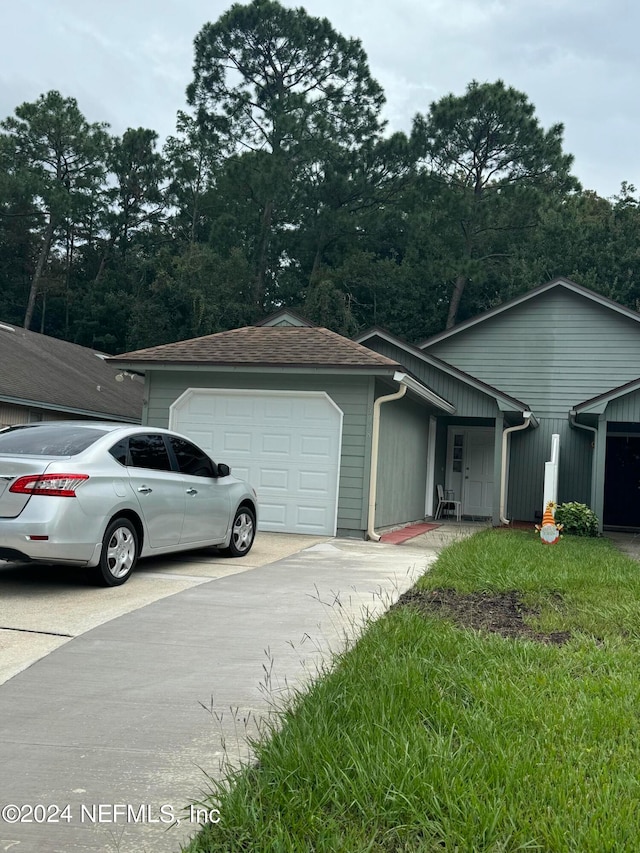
255;308;312;327
0;322;143;421
111;326;403;370
355;326;533;414
573;376;640;415
417;277;640;349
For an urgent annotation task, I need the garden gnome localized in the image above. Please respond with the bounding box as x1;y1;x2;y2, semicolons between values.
536;501;562;545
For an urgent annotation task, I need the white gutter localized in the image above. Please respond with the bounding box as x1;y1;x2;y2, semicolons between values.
366;374;408;541
499;411;533;525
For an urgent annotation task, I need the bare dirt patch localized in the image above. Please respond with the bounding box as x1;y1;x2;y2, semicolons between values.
395;587;571;645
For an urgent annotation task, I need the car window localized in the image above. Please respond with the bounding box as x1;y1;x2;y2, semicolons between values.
109;439;128;466
0;424;109;456
128;434;172;472
169;436;215;477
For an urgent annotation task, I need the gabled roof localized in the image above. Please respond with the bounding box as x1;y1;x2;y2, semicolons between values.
111;326;401;370
417;277;640;349
0;322;143;421
356;326;533;413
255;308;312;327
573;376;640;415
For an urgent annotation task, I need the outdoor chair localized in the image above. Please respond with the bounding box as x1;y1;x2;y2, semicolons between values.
435;485;462;522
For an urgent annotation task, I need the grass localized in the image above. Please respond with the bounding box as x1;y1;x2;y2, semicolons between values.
181;530;640;852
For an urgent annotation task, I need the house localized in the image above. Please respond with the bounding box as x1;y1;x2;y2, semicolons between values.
109;279;640;537
0;321;143;426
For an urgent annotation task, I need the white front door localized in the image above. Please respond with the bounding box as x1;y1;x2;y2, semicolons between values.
446;427;494;518
463;429;494;517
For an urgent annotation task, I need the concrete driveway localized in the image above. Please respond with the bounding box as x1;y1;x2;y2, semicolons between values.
0;526;472;853
0;533;327;685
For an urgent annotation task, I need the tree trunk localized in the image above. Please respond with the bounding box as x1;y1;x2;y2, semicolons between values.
446;271;467;330
309;228;325;285
254;199;273;311
94;231;119;286
24;217;55;330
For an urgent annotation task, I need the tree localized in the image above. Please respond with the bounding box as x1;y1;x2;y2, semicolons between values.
187;0;385;310
413;80;579;328
0;91;109;329
164;111;222;246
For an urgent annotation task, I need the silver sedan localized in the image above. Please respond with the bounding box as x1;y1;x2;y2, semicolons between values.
0;422;258;586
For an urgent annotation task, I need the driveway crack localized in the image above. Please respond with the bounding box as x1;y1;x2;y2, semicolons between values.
0;626;74;638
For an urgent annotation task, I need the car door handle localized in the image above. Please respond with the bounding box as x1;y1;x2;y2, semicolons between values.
186;488;198;496
138;486;153;494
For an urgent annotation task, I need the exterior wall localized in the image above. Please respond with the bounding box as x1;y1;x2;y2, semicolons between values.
427;287;640;416
367;339;499;417
508;417;593;521
0;403;88;427
144;370;374;536
376;392;430;527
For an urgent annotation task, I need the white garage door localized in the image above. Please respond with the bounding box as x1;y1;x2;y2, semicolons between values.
169;389;343;535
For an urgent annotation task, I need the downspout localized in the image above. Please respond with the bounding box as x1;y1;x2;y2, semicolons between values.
569;410;598;510
366;380;408;541
499;412;532;525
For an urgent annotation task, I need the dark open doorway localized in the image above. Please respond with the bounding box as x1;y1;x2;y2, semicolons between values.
604;433;640;527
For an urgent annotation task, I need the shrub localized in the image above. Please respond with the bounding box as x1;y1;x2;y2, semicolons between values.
554;502;599;537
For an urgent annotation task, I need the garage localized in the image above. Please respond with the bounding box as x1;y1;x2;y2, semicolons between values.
169;388;343;535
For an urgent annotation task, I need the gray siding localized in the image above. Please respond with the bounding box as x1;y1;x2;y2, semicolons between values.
367;340;499;417
145;370;374;535
376;392;429;527
428;288;640;416
508;418;593;521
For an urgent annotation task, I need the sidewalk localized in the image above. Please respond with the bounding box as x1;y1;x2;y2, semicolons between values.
0;526;478;853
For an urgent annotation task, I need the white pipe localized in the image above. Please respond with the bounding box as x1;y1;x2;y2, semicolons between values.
366;382;408;541
499;412;532;525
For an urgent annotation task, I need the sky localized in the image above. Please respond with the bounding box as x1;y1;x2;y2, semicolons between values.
1;0;637;198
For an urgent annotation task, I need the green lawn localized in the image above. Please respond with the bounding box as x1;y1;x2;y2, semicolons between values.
182;530;640;852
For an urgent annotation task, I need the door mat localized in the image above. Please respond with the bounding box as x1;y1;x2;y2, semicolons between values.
380;522;441;544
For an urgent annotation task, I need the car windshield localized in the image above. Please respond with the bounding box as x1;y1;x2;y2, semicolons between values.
0;425;110;456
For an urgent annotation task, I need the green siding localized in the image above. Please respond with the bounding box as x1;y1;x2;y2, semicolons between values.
367;340;499;417
605;388;640;421
145;371;374;535
428;287;640;416
376;392;429;527
508;418;593;522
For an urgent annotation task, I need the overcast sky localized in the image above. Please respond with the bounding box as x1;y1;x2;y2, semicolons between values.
1;0;636;198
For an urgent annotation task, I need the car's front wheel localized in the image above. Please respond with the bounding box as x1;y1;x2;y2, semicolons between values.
93;517;139;586
225;506;255;557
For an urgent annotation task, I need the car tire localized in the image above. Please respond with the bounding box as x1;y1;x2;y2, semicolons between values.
225;506;256;557
93;517;139;586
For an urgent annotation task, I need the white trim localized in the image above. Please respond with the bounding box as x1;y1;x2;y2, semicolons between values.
392;371;455;414
425;416;437;517
169;388;343;536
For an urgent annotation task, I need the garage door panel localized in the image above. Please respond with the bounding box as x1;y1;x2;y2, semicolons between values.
260;503;287;528
223;432;252;453
298;470;331;493
296;506;331;531
170;390;342;535
258;469;289;490
261;433;292;455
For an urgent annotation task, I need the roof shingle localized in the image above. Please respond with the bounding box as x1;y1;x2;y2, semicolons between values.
0;323;143;420
112;326;401;369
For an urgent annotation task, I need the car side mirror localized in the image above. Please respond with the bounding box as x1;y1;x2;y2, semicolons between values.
217;463;231;478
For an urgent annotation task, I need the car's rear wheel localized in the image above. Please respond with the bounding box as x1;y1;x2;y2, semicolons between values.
93;517;139;586
225;507;255;557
